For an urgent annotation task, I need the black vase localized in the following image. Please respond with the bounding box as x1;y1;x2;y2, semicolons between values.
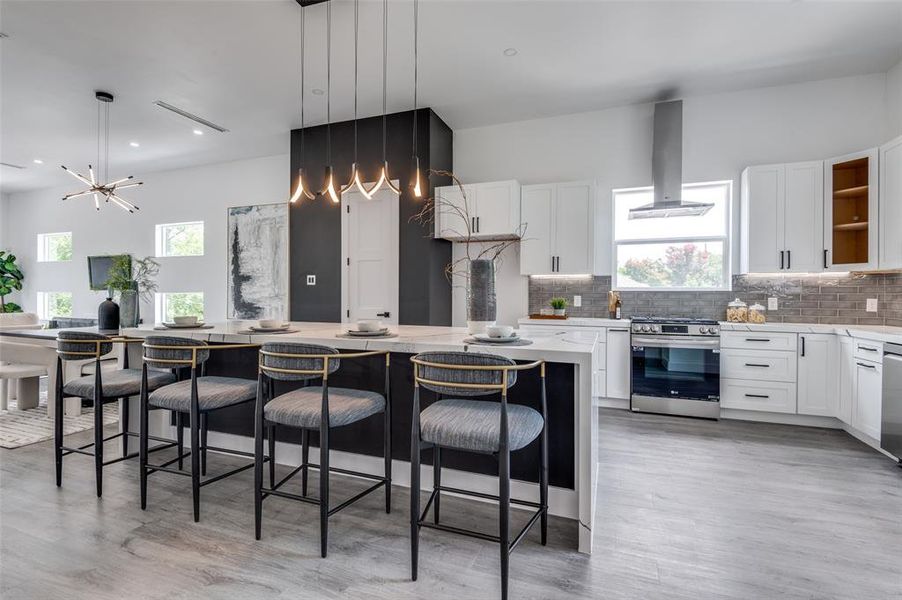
98;297;120;332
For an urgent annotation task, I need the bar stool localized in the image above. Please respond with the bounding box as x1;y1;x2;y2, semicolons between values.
139;336;262;521
54;331;176;497
409;352;548;600
254;342;391;558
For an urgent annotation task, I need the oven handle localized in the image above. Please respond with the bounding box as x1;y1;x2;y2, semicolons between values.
631;336;721;350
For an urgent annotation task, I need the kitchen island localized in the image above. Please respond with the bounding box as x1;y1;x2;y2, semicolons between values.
116;322;599;554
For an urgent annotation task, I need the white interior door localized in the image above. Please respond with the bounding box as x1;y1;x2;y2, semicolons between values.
341;184;399;325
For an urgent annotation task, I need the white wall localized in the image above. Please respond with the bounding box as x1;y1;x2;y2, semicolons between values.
4;154;289;321
452;72;891;326
888;59;902;137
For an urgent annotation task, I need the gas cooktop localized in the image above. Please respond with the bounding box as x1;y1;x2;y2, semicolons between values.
630;316;719;325
630;316;720;336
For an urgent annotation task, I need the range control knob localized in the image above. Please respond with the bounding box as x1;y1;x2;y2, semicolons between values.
641;324;651;332
652;324;661;333
699;326;709;334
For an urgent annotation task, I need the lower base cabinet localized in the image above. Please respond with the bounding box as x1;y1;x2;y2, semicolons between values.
721;379;797;413
838;337;855;424
605;328;631;400
797;334;838;416
852;358;882;440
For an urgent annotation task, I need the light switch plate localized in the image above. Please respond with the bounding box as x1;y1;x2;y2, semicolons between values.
767;297;778;311
866;298;878;312
573;295;582;307
306;275;316;286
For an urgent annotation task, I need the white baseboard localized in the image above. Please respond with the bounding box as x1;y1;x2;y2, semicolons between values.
719;409;842;429
594;397;629;409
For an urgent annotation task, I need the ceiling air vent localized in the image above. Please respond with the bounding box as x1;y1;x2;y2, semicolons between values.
1;162;26;169
153;101;229;133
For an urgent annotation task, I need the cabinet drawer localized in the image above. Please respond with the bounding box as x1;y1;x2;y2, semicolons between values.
720;379;797;413
721;331;797;351
853;340;883;363
720;349;797;382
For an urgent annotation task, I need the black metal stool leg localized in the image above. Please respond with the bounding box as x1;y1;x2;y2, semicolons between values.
176;412;184;471
121;396;130;457
92;367;103;498
54;358;64;487
540;418;549;546
410;386;421;582
267;424;276;487
301;429;309;497
319;414;330;558
190;379;201;522
254;375;264;540
433;446;441;524
384;359;392;514
499;445;511;600
139;367;149;510
201;413;208;476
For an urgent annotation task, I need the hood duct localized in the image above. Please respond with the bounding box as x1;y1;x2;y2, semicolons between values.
629;99;713;219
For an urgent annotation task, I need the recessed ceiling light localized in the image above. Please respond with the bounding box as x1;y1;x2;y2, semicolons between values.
129;141;140;147
503;48;518;57
33;159;44;164
312;88;325;96
193;129;204;136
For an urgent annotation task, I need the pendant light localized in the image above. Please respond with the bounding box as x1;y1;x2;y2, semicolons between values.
321;0;340;204
61;91;143;213
341;0;374;198
410;0;422;198
289;4;315;203
369;0;401;196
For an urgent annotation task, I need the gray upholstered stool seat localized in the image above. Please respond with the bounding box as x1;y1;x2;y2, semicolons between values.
419;399;543;453
64;368;175;399
148;376;257;412
265;386;385;429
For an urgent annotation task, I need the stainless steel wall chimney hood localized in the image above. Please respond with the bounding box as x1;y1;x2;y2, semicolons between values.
629;99;713;220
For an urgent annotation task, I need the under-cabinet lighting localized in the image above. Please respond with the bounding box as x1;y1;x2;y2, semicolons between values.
743;272;850;278
529;274;593;280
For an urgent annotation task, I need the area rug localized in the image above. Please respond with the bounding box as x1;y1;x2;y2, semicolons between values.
0;392;118;449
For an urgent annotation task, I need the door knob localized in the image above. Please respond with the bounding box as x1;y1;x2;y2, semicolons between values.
376;312;390;318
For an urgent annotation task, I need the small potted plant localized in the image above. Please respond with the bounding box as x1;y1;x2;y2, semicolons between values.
107;255;159;327
550;297;567;317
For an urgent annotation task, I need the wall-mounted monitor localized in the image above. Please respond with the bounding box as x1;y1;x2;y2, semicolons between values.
87;254;130;291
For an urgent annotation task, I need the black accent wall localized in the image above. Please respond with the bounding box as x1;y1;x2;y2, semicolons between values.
289;108;453;325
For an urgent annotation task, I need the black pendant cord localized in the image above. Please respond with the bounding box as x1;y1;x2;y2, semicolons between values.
381;0;388;163
326;0;332;171
104;98;110;185
412;0;418;159
96;100;101;180
353;0;359;164
299;6;307;173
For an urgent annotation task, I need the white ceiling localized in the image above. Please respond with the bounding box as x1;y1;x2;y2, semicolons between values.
2;0;901;194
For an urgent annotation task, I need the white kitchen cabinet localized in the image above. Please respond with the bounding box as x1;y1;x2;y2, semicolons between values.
852;358;882;440
720;348;797;382
824;148;879;271
797;334;838;416
879;135;902;269
605;327;631;400
838;337;855;424
740;161;823;274
720;379;797;414
520;181;594;275
434;180;521;241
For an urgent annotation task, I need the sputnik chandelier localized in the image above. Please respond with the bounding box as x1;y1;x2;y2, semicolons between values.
61;91;143;213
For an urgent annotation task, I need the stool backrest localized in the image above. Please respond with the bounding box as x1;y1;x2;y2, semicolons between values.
143;336;210;369
57;331;113;361
259;342;340;381
413;351;517;397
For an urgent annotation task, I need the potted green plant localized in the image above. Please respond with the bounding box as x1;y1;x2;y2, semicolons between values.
107;255;159;327
550;297;568;317
0;250;24;313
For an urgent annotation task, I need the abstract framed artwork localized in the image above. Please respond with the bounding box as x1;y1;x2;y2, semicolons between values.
227;203;289;320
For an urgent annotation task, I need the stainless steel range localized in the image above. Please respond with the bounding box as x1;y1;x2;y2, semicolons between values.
630;317;721;419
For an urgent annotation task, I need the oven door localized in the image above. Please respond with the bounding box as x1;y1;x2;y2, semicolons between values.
631;335;721;402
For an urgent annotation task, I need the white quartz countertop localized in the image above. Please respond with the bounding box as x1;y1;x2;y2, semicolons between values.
122;322;595;364
719;321;902;345
518;317;630;327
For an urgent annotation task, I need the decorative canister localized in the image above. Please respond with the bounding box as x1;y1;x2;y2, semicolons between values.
98;297;120;331
726;298;748;323
749;302;767;324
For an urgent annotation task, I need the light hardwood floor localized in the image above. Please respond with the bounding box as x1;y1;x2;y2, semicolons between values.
1;409;900;599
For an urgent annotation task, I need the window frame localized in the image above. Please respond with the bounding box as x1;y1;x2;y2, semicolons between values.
36;291;74;320
154;291;205;323
36;232;73;263
611;180;733;292
154;221;204;258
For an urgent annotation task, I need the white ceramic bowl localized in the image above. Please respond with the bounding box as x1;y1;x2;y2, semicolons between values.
486;325;514;338
356;319;383;332
173;316;198;326
259;319;282;329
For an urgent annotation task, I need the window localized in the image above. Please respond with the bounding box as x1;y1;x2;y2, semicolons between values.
155;292;204;323
37;232;73;262
613;181;732;290
155;221;204;257
37;292;73;320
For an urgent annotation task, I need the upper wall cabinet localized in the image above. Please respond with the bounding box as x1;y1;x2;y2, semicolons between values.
879;135;902;269
520;180;595;275
433;180;521;241
740;161;823;273
824;148;879;271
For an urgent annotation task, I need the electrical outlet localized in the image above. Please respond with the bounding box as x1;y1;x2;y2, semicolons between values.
767;297;778;311
573;295;582;307
306;275;316;286
866;298;878;313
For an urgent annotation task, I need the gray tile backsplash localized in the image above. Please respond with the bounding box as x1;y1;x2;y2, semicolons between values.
528;273;902;326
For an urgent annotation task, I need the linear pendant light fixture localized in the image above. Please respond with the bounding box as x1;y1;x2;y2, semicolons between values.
61;91;143;213
321;0;340;203
289;3;315;202
369;0;401;196
410;0;422;198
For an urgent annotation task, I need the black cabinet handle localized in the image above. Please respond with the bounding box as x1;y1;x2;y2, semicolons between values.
801;336;806;357
476;216;480;232
744;363;771;368
744;393;770;399
823;249;828;269
858;345;878;352
745;338;771;342
787;250;791;270
471;216;475;232
780;250;784;270
376;312;390;318
857;362;877;370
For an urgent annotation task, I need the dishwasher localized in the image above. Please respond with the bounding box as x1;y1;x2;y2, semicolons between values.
881;343;902;464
